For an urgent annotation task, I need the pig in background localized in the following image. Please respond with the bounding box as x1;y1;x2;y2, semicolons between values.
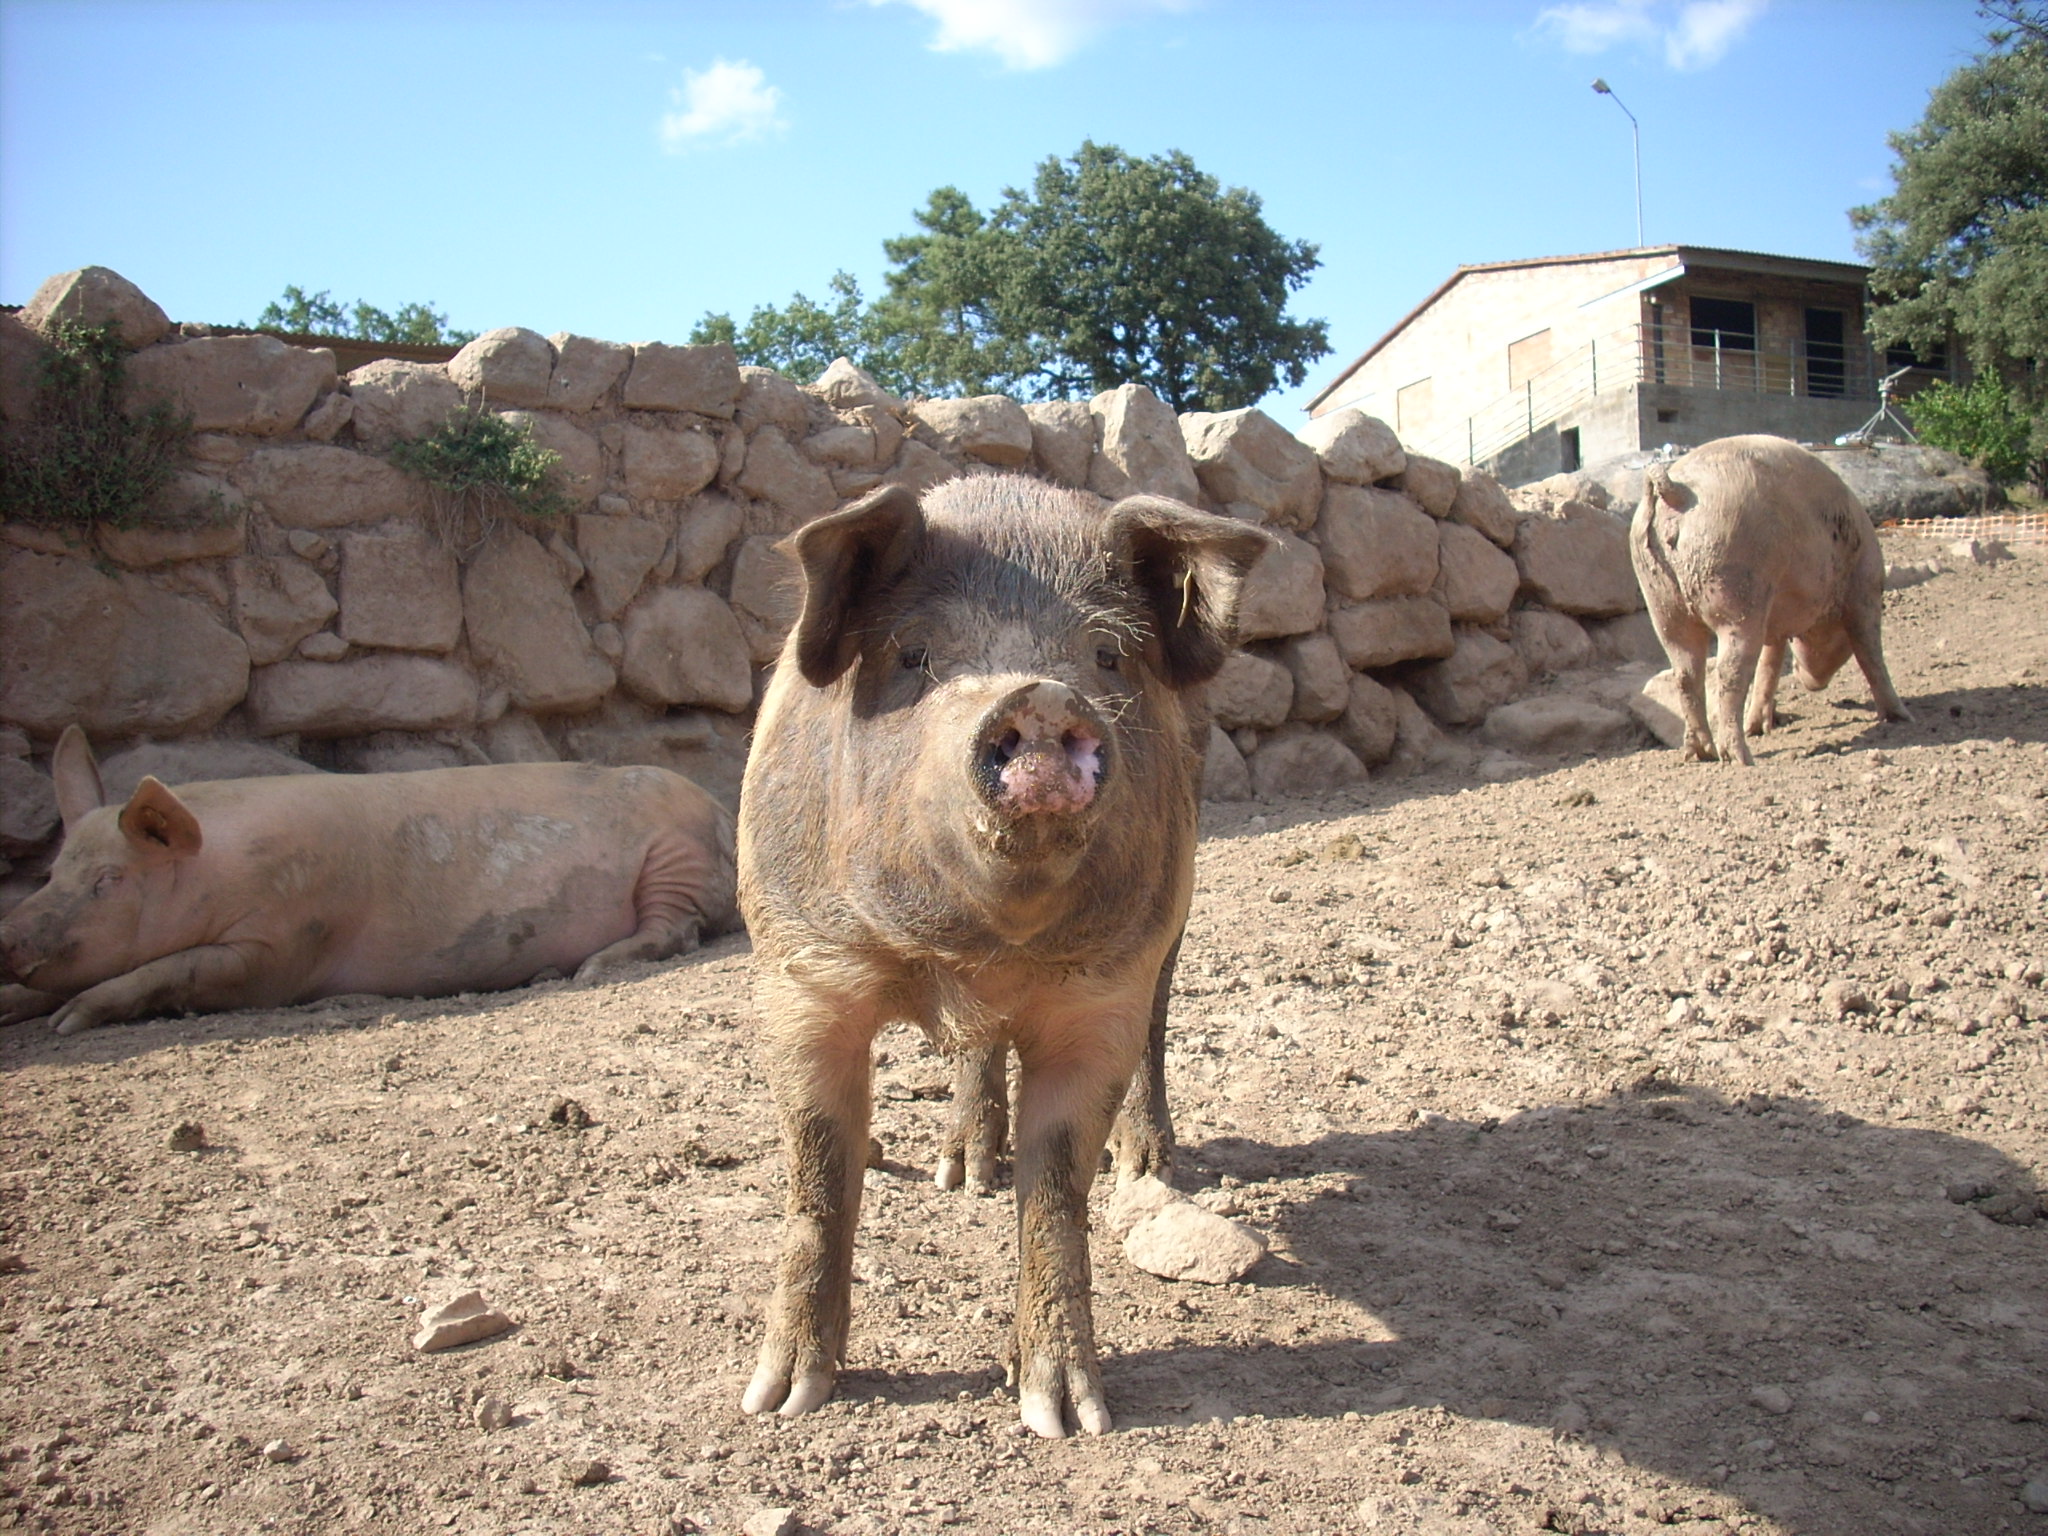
0;726;738;1033
1630;434;1912;766
738;475;1271;1438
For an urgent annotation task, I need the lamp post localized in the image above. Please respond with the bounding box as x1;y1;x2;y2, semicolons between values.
1591;77;1643;248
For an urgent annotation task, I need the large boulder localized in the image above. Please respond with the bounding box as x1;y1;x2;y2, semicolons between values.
126;335;335;436
1337;672;1400;767
247;655;477;737
674;493;746;583
545;333;632;412
1395;455;1461;518
234;552;339;666
338;526;462;653
1326;596;1454;669
462;530;614;713
1234;528;1325;642
623;421;720;502
0;549;248;738
1811;442;1998;522
500;411;603;507
737;426;837;529
1248;725;1368;799
1407;629;1529;727
1087;384;1199;503
618;587;754;713
575;514;670;619
94;474;247;567
448;328;554;408
1279;634;1349;723
1509;609;1593;676
1435;520;1519;623
344;360;465;449
1180;408;1322;529
621;341;741;417
564;706;751;813
1208;651;1294;732
0;311;44;423
21;267;171;349
1296;409;1404;485
728;534;801;664
96;740;320;800
1024;401;1096;489
1318;485;1438;601
1512;500;1641;616
1201;724;1252;801
230;443;428;529
910;396;1033;468
736;366;815;437
1448;469;1518;547
0;756;60;856
1480;696;1636;756
811;357;901;415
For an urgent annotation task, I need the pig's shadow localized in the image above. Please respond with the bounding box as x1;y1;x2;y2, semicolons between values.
1831;681;2048;750
1100;1091;2037;1535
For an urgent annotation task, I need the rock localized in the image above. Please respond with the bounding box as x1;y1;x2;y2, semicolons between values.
413;1291;516;1353
564;709;749;813
0;311;44;423
167;1121;207;1152
1326;596;1454;669
1318;486;1438;601
447;328;554;408
1124;1200;1266;1283
0;550;249;738
0;756;58;856
1337;672;1400;767
545;333;632;412
619;587;754;713
463;531;614;714
232;443;427;529
1024;400;1096;488
801;422;877;469
1088;384;1199;503
344;359;465;450
1209;652;1293;732
1749;1385;1794;1416
1248;726;1368;799
729;534;800;664
22;266;171;348
126;335;335;436
883;439;960;500
563;1459;610;1488
1448;469;1518;547
1395;454;1460;518
1435;520;1519;622
575;515;670;619
622;341;741;417
738;426;837;529
1510;609;1593;675
97;739;319;800
1627;669;1688;749
623;422;719;503
301;390;353;442
846;403;903;467
741;1508;798;1536
1480;696;1634;756
338;526;462;653
474;1396;512;1432
235;553;339;666
1821;980;1873;1017
1296;409;1404;485
1105;1174;1181;1235
1949;537;2011;565
1279;634;1349;722
481;712;558;765
735;366;815;436
95;492;247;569
1180;408;1322;529
1512;501;1640;616
1585;611;1664;666
501;411;602;507
1885;559;1941;591
674;494;745;583
910;396;1034;467
1233;527;1325;642
247;655;477;737
1388;686;1464;775
1811;442;1996;522
299;632;348;661
1200;724;1252;801
811;357;901;414
1409;630;1528;727
260;1440;297;1464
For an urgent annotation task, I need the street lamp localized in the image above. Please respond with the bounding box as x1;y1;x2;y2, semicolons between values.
1592;77;1644;248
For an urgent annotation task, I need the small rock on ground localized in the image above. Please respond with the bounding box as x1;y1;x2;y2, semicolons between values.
412;1291;516;1352
1124;1200;1267;1283
742;1507;798;1536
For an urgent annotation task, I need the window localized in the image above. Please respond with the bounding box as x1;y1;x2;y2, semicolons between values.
1508;329;1553;390
1689;297;1756;351
1396;377;1434;435
1805;308;1847;399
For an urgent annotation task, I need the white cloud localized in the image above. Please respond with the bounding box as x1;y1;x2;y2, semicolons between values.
1533;0;1765;70
871;0;1191;71
658;58;787;152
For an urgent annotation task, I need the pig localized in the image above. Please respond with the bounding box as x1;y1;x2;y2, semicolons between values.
1630;434;1911;765
737;474;1270;1438
0;727;738;1034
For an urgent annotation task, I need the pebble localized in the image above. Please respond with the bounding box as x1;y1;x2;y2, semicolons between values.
742;1508;798;1536
1820;981;1871;1017
167;1122;207;1153
412;1291;516;1353
260;1439;296;1463
473;1395;512;1431
563;1458;609;1488
2020;1476;2048;1514
1750;1385;1794;1416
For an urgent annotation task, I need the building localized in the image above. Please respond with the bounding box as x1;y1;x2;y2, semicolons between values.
1305;245;1945;485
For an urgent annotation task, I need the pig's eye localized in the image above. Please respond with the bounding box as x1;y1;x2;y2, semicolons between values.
1095;647;1120;673
90;869;121;898
900;645;928;672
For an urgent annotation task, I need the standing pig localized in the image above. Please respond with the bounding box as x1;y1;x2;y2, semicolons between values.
1630;434;1911;765
0;727;737;1033
738;475;1269;1438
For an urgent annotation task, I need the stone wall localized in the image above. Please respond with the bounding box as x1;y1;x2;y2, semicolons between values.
0;266;1659;865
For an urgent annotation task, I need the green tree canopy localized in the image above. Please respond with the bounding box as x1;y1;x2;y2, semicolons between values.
1853;2;2047;478
693;142;1330;413
252;285;477;346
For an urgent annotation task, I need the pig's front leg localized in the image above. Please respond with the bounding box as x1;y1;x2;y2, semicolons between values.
743;984;878;1418
0;984;64;1028
936;1044;1008;1194
1010;1020;1144;1438
47;944;262;1035
1107;933;1181;1185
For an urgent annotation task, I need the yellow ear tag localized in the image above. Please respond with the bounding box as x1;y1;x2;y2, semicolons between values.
1176;570;1196;629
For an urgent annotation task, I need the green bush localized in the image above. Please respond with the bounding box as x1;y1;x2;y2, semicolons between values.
0;320;194;530
386;405;566;548
1906;374;2035;487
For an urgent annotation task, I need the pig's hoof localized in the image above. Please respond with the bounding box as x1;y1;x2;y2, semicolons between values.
934;1154;999;1195
50;1002;100;1036
741;1361;835;1417
1018;1354;1112;1438
935;1155;964;1192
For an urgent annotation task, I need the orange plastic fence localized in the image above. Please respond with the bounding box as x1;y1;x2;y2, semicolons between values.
1878;511;2048;544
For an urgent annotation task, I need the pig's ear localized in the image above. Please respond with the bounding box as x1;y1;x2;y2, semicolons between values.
116;778;203;861
51;725;106;836
1104;496;1275;688
787;484;924;687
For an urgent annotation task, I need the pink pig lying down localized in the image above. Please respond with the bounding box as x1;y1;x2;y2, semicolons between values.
0;726;739;1035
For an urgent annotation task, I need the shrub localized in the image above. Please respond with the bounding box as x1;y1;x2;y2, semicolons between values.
386;406;566;549
0;320;194;530
1906;374;2035;487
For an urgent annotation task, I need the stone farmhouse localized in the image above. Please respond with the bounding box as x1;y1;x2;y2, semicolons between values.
1305;244;1950;485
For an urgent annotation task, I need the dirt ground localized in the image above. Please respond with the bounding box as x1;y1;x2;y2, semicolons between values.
2;534;2044;1536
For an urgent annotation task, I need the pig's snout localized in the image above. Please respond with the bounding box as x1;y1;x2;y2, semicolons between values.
974;682;1109;818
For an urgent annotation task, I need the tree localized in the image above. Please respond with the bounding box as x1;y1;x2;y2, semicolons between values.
252;285;477;346
695;142;1330;412
1853;3;2048;483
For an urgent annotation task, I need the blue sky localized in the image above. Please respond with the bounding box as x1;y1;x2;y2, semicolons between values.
0;0;1992;418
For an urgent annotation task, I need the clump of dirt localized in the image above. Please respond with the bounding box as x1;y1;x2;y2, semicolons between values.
1;542;2043;1536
